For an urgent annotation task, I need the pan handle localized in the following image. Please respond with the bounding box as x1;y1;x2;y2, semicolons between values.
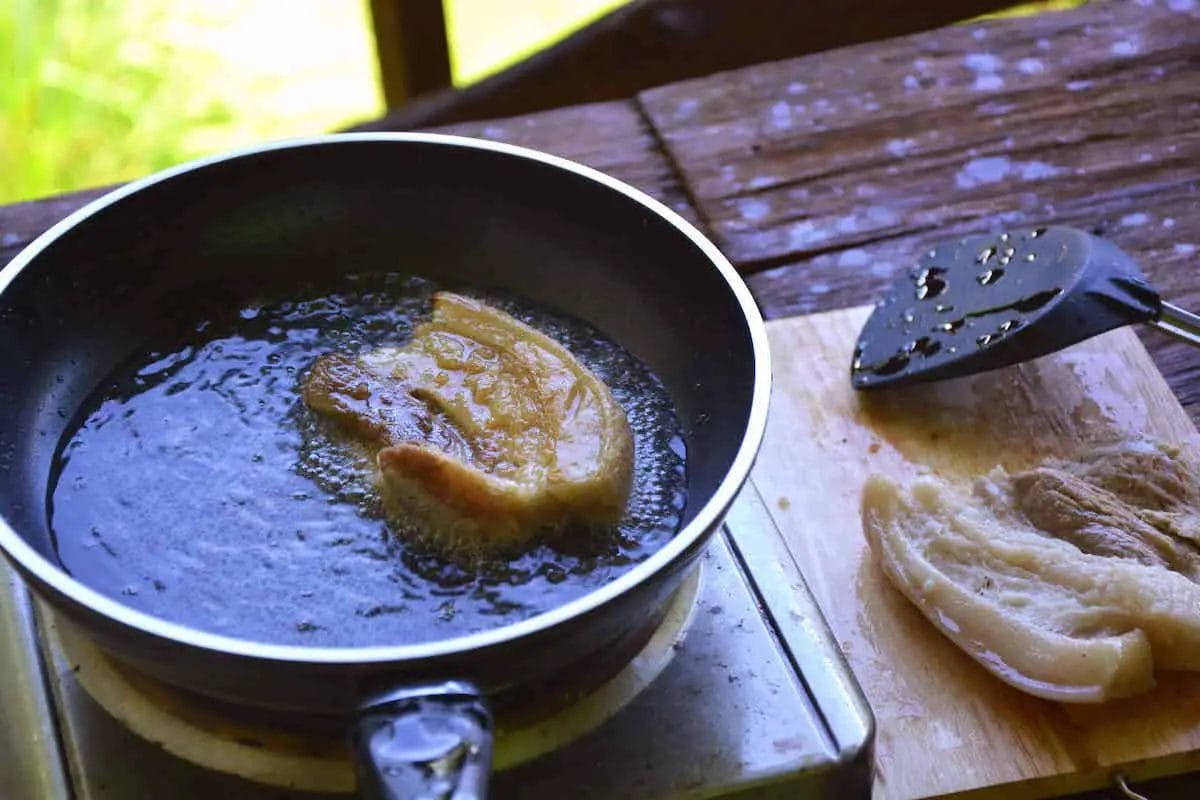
353;680;493;800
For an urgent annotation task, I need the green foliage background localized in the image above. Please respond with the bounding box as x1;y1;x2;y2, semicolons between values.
1;0;625;204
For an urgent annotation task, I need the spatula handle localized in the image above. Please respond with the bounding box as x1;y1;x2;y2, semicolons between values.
1150;302;1200;348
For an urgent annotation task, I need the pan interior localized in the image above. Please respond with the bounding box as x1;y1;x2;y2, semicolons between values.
48;272;687;646
0;138;760;656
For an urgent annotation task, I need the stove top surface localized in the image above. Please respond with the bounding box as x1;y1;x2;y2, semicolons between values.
2;488;872;799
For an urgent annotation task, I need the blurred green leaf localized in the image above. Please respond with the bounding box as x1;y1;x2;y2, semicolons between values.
1;0;382;204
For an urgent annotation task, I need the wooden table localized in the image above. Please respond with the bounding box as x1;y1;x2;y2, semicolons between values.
4;1;1199;425
2;0;1199;796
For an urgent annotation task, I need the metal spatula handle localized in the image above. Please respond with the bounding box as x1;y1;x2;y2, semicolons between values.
1152;302;1200;348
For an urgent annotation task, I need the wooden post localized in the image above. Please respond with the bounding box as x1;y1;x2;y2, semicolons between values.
368;0;453;108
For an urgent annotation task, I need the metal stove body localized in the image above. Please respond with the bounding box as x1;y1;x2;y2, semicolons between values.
0;489;873;799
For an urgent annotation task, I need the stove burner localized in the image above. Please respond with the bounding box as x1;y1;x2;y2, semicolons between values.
47;567;701;794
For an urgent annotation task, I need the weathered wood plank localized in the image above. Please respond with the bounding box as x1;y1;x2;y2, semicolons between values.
0;187;113;272
639;0;1200;421
350;0;1011;129
640;0;1199;285
0;101;695;272
434;101;698;225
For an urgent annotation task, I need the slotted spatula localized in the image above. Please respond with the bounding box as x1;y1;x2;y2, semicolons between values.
850;225;1200;390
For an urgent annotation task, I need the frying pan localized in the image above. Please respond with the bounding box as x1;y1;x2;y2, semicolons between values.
0;134;770;798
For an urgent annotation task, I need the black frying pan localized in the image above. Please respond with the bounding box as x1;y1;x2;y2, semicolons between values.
0;135;770;798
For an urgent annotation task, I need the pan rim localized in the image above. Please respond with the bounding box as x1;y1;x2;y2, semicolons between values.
0;132;772;666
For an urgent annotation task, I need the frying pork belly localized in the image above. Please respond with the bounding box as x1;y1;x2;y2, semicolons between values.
305;292;633;551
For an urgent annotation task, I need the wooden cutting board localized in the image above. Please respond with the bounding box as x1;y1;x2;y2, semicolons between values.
750;306;1200;799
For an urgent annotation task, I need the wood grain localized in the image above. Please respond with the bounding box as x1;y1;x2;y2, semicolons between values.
351;0;1011;130
639;0;1200;287
367;0;453;107
752;306;1200;799
6;2;1200;427
0;186;113;277
433;101;698;225
637;0;1200;420
0;101;696;274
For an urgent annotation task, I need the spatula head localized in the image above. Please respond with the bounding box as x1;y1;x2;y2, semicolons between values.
851;226;1162;390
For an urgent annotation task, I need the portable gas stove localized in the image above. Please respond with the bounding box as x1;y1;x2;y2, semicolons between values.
0;487;873;799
